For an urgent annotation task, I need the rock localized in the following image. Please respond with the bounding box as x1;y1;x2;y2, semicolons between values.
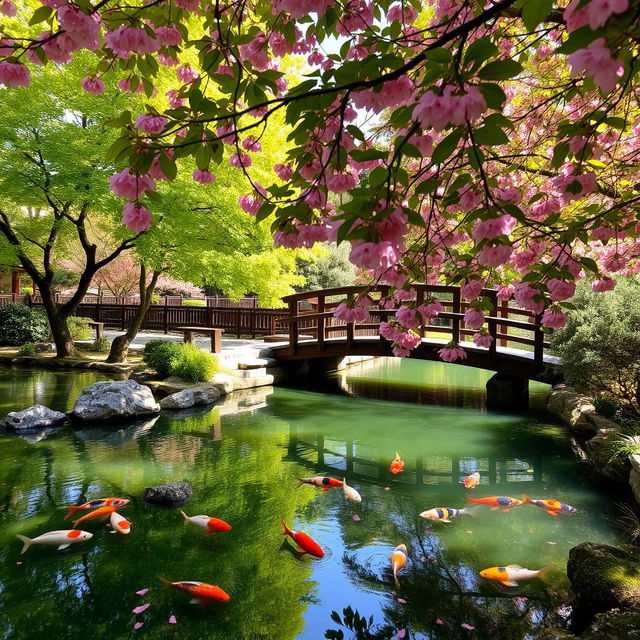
585;413;620;434
145;379;190;397
160;385;221;410
1;404;68;431
238;358;273;369
129;369;157;384
534;630;576;640
582;610;640;639
629;466;640;506
583;430;629;484
547;385;597;437
143;480;192;507
72;380;160;422
74;415;159;446
211;373;234;395
567;542;640;630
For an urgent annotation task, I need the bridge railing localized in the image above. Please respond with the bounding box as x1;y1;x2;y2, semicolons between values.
281;285;549;371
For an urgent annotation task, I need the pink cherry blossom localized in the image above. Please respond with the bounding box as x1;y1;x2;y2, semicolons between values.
169;615;177;624
177;64;198;84
547;278;576;302
109;169;156;199
132;604;150;615
464;308;485;330
239;195;261;214
564;0;628;31
514;283;545;314
175;0;199;9
413;85;487;132
477;244;513;267
274;163;293;181
349;241;399;270
395;306;420;330
242;137;262;152
105;26;160;57
592;277;616;292
473;215;516;243
166;90;186;108
387;3;417;24
230;153;251;168
0;61;30;88
81;76;105;95
439;346;467;362
567;38;624;94
117;78;144;94
135;114;167;134
239;32;270;70
272;0;333;19
122;203;153;232
418;299;444;320
473;331;494;348
327;172;357;193
155;26;182;46
542;308;568;329
395;630;407;639
496;284;514;301
460;280;484;300
334;302;370;323
0;0;16;17
193;170;215;184
352;514;362;522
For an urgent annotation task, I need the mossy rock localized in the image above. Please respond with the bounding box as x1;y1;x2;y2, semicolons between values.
567;542;640;629
534;629;576;639
583;609;640;639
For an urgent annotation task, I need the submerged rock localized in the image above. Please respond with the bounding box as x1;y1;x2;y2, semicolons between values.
567;542;640;630
159;385;221;410
1;404;68;431
582;610;640;639
143;480;193;507
72;380;160;422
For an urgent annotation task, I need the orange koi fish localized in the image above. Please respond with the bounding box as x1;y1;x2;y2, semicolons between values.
281;520;324;558
390;452;404;475
461;472;480;489
522;494;577;516
179;510;231;534
163;579;230;605
391;543;408;587
467;496;523;512
64;497;129;519
297;476;343;490
480;564;552;587
72;505;118;527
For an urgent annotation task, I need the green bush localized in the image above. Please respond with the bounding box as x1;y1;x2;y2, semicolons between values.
550;277;640;410
172;343;218;382
182;299;205;307
594;396;618;419
17;343;37;356
92;336;112;353
0;303;49;346
143;339;184;377
68;316;92;340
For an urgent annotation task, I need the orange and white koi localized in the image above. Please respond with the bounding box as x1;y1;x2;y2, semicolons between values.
391;543;408;587
390;452;404;475
163;579;230;605
297;476;343;490
461;472;480;489
64;497;129;520
73;505;118;527
342;477;362;503
16;529;93;554
522;494;577;516
179;510;231;534
109;511;131;535
467;496;523;512
480;564;552;587
281;520;324;558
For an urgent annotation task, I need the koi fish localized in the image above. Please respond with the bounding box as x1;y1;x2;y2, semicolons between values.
16;529;93;554
281;520;324;558
461;472;480;489
297;476;343;490
522;494;577;516
163;579;230;604
73;505;118;527
467;496;523;512
420;507;472;523
342;477;362;503
179;510;231;534
390;452;404;475
64;497;130;519
109;511;131;535
479;564;552;587
391;543;408;588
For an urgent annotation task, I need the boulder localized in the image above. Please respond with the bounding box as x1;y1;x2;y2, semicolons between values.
546;385;597;437
583;430;629;484
567;542;640;629
129;369;157;384
211;372;234;395
143;480;192;507
1;404;68;431
72;380;160;422
582;610;640;639
160;384;221;410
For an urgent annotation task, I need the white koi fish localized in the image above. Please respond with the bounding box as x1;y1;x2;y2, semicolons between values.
480;564;552;587
420;507;472;523
109;511;131;535
342;478;361;503
179;510;231;534
16;529;93;554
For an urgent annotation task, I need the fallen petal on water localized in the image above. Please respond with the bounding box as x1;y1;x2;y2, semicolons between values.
391;590;397;596
436;618;444;625
461;623;475;631
465;530;473;534
16;562;22;565
548;541;556;545
169;615;177;624
133;622;144;630
352;514;361;522
132;604;150;615
136;589;149;596
397;598;407;604
384;487;390;491
395;630;406;639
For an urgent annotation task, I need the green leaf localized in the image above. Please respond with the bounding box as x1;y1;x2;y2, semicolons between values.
552;140;569;168
368;166;388;188
556;25;603;55
346;125;365;141
423;47;452;63
349;148;387;162
522;0;554;31
432;128;464;164
415;177;440;195
478;83;507;110
195;144;212;171
104;110;132;128
158;154;177;181
603;116;626;130
464;36;497;66
105;137;131;163
473;125;510;145
255;202;275;223
29;5;53;26
478;59;523;81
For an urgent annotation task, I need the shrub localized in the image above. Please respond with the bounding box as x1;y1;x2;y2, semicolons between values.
594;396;618;419
143;339;184;377
92;336;112;353
17;343;37;356
550;277;640;411
172;343;218;382
0;303;49;346
68;316;92;340
182;298;205;307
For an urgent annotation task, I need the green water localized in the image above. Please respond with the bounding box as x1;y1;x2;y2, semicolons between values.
0;362;622;639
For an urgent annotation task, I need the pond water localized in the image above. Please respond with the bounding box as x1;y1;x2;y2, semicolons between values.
0;361;622;640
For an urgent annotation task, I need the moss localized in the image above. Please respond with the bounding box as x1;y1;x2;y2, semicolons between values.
583;610;640;640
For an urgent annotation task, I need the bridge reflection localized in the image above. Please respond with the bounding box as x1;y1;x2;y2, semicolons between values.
285;425;545;492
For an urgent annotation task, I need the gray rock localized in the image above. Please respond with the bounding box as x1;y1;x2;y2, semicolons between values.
211;373;234;394
129;369;157;384
72;379;160;422
143;480;192;507
1;404;68;431
160;385;221;410
74;415;159;446
146;378;190;397
547;384;597;436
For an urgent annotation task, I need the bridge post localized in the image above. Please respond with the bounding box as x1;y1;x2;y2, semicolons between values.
486;373;529;410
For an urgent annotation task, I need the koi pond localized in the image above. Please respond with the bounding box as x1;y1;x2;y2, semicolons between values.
0;361;622;639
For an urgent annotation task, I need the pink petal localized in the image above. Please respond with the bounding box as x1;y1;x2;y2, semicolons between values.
465;530;473;534
397;598;407;604
169;615;177;624
548;541;556;545
352;514;361;522
395;630;406;639
391;590;397;596
134;622;144;630
419;555;426;563
136;588;149;596
16;561;22;565
132;604;150;615
436;618;444;625
461;623;475;631
384;487;390;491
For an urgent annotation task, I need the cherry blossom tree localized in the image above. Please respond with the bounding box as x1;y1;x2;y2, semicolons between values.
2;0;640;361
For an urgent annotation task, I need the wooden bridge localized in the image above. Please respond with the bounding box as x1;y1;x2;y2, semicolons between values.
271;285;557;383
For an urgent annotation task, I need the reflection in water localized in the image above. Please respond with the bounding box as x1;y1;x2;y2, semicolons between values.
0;364;624;639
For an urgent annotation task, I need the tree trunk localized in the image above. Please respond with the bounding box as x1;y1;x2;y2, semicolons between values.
106;267;159;363
42;294;76;358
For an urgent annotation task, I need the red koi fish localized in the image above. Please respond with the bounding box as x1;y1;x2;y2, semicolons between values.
72;505;118;527
163;579;230;605
522;494;577;516
390;452;404;475
297;476;343;490
461;472;480;489
64;498;129;519
281;520;324;558
467;496;524;512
